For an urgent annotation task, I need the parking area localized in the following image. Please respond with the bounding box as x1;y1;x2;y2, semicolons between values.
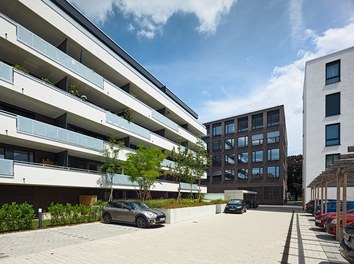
0;205;348;264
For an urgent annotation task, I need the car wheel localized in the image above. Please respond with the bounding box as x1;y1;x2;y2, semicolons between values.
136;216;148;228
103;213;112;224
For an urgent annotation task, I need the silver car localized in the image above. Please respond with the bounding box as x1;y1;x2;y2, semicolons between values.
102;200;166;228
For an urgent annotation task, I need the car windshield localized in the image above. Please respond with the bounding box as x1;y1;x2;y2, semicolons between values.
130;202;149;210
229;200;242;205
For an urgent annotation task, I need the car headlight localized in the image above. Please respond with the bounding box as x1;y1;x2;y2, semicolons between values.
145;211;157;218
331;219;337;224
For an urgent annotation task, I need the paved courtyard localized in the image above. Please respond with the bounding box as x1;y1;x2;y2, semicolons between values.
0;205;348;264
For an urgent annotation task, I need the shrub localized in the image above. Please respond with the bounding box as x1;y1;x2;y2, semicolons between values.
0;202;34;232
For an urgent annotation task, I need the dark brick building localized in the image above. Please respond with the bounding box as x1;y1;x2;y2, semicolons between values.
203;105;287;205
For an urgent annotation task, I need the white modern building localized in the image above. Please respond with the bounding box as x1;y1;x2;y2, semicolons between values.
0;0;206;209
303;47;354;203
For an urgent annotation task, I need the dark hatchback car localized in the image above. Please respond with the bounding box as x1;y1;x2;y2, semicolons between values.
102;200;166;228
224;199;247;214
340;222;354;263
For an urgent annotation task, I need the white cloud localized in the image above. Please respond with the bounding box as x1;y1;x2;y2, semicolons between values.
288;0;304;46
68;0;237;38
198;19;354;155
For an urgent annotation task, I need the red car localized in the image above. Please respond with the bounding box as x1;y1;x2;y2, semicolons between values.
326;212;354;235
315;212;336;228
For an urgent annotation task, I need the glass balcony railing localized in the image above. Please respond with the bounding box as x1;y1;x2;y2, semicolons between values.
152;110;179;132
105;173;139;186
17;25;104;88
180;182;199;191
0;61;13;83
0;159;14;177
161;159;175;169
106;112;151;139
17;116;104;152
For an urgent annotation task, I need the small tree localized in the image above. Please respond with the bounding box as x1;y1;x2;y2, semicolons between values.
101;136;124;201
190;139;211;202
123;145;167;201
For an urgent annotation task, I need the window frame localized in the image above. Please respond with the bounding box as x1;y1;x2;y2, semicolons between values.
252;150;263;162
212;123;222;136
267;110;280;126
252;167;263;179
251;133;263;146
267;166;280;179
212;140;222;151
224;120;235;135
224;153;235;165
252;114;263;129
325;153;340;168
325;60;340;85
325;123;340;146
325;92;340;117
224;169;235;181
237;168;248;180
224;138;235;150
267;148;280;161
238;117;248;132
237;136;248;148
237;152;249;164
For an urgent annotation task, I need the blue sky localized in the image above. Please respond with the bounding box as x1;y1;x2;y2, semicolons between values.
68;0;354;155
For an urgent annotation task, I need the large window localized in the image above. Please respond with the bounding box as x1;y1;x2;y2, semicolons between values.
212;123;222;136
238;136;248;148
224;138;235;150
267;148;279;161
252;167;263;179
267;166;280;178
224;169;235;181
267;110;279;126
224;154;235;165
252;150;263;162
237;152;248;164
325;153;340;168
326;123;340;146
0;147;4;159
212;140;222;151
212;171;222;183
14;149;34;162
213;155;222;166
326;92;340;117
251;134;263;146
267;131;280;144
225;120;235;134
326;60;340;85
237;168;248;180
238;117;248;132
252;114;263;129
206;125;210;137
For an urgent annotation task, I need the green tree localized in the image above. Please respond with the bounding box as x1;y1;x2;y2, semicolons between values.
123;145;167;201
101;136;124;201
287;155;303;201
190;139;211;202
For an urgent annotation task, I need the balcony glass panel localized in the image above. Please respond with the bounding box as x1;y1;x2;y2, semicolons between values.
17;25;103;88
0;61;13;83
106;174;139;186
152;110;179;131
180;182;198;190
17;116;103;151
0;159;14;177
106;112;151;139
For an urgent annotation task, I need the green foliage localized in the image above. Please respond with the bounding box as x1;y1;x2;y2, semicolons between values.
144;198;226;209
123;145;167;201
121;108;133;122
0;202;35;232
14;64;29;74
69;83;79;97
48;202;103;226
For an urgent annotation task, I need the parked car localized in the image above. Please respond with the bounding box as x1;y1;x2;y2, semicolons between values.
317;209;354;229
325;212;354;235
340;222;354;264
102;200;166;228
314;201;354;217
224;199;247;214
306;199;335;214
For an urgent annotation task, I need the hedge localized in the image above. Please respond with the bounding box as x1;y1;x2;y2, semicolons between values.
0;202;35;232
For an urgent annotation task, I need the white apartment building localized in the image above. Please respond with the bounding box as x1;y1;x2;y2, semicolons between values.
0;0;206;209
303;47;354;203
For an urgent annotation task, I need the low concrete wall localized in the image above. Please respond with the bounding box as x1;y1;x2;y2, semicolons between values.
161;204;226;224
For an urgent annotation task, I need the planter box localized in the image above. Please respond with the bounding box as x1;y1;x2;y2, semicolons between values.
161;204;218;224
215;204;226;214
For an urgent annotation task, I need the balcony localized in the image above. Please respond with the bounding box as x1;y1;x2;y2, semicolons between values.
17;116;104;152
0;61;13;83
0;159;14;178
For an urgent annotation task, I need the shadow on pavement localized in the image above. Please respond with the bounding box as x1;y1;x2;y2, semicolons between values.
255;205;303;213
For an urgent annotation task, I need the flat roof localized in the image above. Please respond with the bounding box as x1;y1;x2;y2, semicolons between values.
50;0;198;119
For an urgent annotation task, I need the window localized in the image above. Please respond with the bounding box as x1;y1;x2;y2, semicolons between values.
325;154;340;168
237;152;248;163
238;117;248;132
212;140;222;151
326;123;340;146
207;142;210;152
326;60;340;85
251;134;263;146
224;154;235;165
224;169;235;181
267;110;279;126
267;166;280;178
252;167;263;179
224;138;235;150
212;171;222;183
267;131;280;144
237;168;248;180
252;151;263;162
267;148;279;161
14;149;34;162
0;147;4;159
212;123;222;136
238;136;248;148
252;114;263;129
326;93;340;116
213;155;222;166
225;120;235;134
206;125;210;137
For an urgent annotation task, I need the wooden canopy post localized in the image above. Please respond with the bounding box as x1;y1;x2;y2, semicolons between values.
336;169;341;241
325;182;328;213
343;173;347;229
321;180;324;214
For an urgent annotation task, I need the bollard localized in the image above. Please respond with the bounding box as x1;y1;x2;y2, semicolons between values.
38;208;42;229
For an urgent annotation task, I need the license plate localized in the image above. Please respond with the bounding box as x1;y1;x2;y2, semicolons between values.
229;208;235;210
160;218;165;221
